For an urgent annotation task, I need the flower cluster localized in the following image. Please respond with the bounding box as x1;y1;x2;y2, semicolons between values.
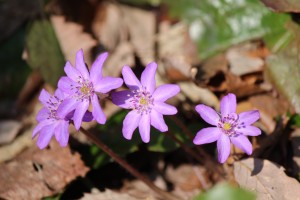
33;48;261;164
33;49;180;149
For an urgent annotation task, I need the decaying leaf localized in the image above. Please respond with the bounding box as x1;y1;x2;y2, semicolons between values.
261;0;300;13
226;43;266;76
234;158;300;200
0;120;22;145
0;141;89;200
81;188;142;200
51;15;97;66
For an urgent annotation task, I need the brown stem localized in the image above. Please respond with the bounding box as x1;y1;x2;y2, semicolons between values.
79;127;180;200
168;116;225;180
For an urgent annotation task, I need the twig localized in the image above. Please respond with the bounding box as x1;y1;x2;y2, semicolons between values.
79;127;181;200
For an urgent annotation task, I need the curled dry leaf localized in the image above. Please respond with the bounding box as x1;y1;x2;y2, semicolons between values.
0;141;89;200
234;158;300;200
50;15;97;66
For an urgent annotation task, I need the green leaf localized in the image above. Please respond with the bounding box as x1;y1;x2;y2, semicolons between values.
26;19;65;86
194;183;256;200
164;0;290;59
0;24;31;99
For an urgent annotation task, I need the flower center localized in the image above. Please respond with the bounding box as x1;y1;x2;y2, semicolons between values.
129;87;154;115
218;113;239;136
223;123;231;131
80;85;91;95
73;76;94;101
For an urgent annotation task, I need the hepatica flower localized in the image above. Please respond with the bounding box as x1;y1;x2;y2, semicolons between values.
193;93;261;163
111;63;180;143
32;89;92;149
58;49;123;130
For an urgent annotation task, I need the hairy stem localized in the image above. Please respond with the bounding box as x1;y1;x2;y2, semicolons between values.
79;127;180;200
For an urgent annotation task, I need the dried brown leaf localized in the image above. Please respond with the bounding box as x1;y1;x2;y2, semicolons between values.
234;158;300;200
51;15;97;66
261;0;300;13
0;120;22;145
0;141;89;200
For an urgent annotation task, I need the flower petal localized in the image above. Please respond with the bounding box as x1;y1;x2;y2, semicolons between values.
239;110;260;125
37;124;56;149
220;93;236;116
92;94;106;124
217;134;231;163
230;134;252;155
122;65;141;89
150;109;168;132
54;88;66;99
94;77;123;93
122;110;141;140
38;89;51;107
32;119;54;138
75;49;90;79
82;111;94;122
58;77;77;94
141;62;157;93
153;102;177;115
152;84;180;102
36;107;49;122
238;125;261;136
57;98;80;119
139;114;151;143
193;127;222;145
90;52;108;83
195;104;220;126
64;61;81;81
111;90;133;109
54;121;69;147
73;100;89;130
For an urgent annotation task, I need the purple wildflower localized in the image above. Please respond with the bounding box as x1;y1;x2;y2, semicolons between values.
32;89;93;149
57;49;123;130
111;62;180;143
193;93;261;163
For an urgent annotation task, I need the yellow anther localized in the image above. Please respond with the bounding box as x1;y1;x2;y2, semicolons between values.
139;97;148;105
223;123;231;131
80;86;90;95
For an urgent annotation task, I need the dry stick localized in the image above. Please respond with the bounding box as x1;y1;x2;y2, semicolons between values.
79;127;180;200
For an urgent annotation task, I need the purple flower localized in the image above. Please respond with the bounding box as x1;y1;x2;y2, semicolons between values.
193;93;261;163
111;62;180;143
32;89;92;149
57;49;123;130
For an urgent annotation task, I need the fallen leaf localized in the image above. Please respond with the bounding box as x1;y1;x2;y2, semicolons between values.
261;0;300;13
121;5;155;66
81;188;142;200
226;43;265;76
234;158;300;200
0;120;22;145
0;141;89;200
50;15;97;66
92;2;125;51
